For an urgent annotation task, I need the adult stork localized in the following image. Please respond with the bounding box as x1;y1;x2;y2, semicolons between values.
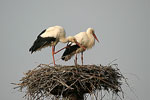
61;28;99;65
29;26;85;66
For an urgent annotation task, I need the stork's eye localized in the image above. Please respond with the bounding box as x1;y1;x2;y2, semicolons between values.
92;30;95;34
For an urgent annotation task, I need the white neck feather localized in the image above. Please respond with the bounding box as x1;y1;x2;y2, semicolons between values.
86;28;95;48
59;36;74;43
59;37;68;43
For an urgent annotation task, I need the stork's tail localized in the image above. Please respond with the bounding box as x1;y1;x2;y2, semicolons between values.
61;45;80;61
29;36;56;53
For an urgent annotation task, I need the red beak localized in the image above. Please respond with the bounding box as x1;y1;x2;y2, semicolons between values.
92;33;99;42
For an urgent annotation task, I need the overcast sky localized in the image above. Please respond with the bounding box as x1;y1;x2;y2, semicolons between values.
0;0;149;100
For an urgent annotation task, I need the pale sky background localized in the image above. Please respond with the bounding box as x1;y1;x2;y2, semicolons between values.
0;0;149;100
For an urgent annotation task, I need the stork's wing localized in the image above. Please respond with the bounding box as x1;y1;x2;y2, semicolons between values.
61;45;80;61
29;36;56;53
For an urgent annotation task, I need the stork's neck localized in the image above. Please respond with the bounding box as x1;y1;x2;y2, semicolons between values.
59;36;75;43
86;31;95;48
87;31;94;41
59;37;68;43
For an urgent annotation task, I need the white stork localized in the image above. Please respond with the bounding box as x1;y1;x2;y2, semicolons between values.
61;28;99;65
29;26;85;66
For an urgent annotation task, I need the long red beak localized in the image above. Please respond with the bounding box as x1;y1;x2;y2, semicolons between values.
92;33;99;42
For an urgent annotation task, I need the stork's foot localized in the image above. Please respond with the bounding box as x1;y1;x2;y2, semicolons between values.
81;61;83;66
48;62;56;67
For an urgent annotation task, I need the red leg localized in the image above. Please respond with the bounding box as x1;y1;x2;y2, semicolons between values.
74;41;86;50
54;45;69;54
52;46;56;66
75;53;78;66
81;52;83;66
54;43;72;54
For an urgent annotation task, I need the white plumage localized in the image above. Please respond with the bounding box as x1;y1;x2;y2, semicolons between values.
61;28;99;65
40;26;65;39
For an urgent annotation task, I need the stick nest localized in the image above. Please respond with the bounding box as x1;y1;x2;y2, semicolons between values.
13;64;124;100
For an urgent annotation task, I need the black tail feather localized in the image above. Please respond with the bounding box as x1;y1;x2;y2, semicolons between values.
61;45;80;60
29;36;56;53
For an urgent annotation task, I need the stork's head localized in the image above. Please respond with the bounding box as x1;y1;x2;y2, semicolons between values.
67;36;86;50
87;28;99;42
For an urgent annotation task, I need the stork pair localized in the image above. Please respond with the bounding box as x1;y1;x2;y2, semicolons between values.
29;26;99;66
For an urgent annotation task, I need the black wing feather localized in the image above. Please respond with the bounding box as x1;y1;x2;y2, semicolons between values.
29;36;56;53
38;29;46;37
61;45;80;60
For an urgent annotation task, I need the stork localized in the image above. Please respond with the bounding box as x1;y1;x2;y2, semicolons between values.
29;26;85;66
61;28;99;65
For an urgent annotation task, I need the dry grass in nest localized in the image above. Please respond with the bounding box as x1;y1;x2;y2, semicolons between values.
12;64;124;100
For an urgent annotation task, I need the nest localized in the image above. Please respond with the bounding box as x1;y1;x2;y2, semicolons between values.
13;64;124;100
